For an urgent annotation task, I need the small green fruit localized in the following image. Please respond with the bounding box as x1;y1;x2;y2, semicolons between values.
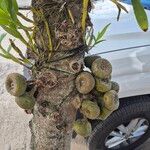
15;93;35;110
97;96;104;107
5;73;27;96
84;55;100;68
81;100;100;120
111;81;120;93
91;58;112;79
73;119;92;137
103;90;119;111
75;71;95;94
97;107;112;120
95;78;111;93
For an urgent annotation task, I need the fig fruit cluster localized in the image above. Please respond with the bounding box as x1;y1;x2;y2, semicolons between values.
5;73;35;110
73;56;120;137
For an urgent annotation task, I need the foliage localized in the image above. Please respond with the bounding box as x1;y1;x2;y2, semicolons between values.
131;0;149;31
0;0;149;67
0;0;35;68
85;23;111;51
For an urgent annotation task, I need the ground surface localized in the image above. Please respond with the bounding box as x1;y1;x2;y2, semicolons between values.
0;61;149;150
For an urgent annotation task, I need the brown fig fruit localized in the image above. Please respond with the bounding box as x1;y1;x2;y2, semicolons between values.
97;107;112;120
75;71;95;94
84;55;100;68
81;100;100;120
111;81;120;93
15;93;35;110
95;78;111;93
5;73;27;96
103;90;119;111
91;58;112;79
73;119;92;137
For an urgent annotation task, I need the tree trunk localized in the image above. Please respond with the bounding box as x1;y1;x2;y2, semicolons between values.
29;0;92;149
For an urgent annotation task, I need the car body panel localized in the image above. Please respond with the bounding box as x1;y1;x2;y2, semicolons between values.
89;1;150;98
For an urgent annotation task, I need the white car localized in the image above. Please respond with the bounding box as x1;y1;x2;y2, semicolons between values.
87;1;150;150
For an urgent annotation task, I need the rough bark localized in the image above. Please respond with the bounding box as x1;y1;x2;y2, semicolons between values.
29;0;92;150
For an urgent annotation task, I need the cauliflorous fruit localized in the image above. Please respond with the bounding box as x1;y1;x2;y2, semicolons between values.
97;96;104;107
84;55;100;68
81;100;100;119
103;90;119;111
73;119;92;137
95;78;111;93
5;73;27;96
97;107;112;120
91;58;112;79
75;71;95;94
111;81;120;93
15;93;35;110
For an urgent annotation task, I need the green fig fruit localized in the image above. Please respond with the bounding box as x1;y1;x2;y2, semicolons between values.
81;100;100;120
95;78;111;93
5;73;27;96
103;90;119;111
84;55;100;68
75;71;95;94
73;119;92;137
111;81;120;93
91;58;112;79
15;93;35;110
97;96;104;108
97;107;112;120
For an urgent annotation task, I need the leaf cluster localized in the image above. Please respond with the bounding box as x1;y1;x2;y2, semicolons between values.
0;0;36;68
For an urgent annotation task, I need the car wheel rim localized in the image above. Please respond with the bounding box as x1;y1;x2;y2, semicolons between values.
105;118;149;149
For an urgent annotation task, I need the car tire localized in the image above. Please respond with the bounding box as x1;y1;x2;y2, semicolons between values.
88;95;150;150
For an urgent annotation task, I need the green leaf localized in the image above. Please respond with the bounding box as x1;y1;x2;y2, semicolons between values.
111;0;128;21
0;53;10;59
12;0;18;13
95;40;106;45
0;33;7;43
0;9;10;18
1;26;22;39
0;18;11;25
131;0;149;31
0;9;12;25
96;23;111;41
7;44;12;52
0;0;9;12
7;0;18;22
111;0;128;13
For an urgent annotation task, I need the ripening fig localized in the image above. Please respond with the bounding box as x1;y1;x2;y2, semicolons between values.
91;58;112;79
15;93;35;110
75;71;95;94
5;73;27;96
103;90;119;111
73;119;92;137
95;78;111;93
84;55;100;68
111;81;120;93
97;107;112;120
81;100;100;120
